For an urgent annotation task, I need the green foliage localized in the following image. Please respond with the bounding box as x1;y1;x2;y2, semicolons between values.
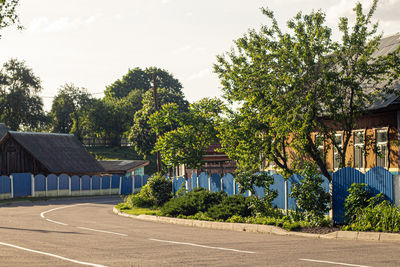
344;201;400;233
234;172;280;217
151;98;223;170
127;184;154;208
104;67;182;99
160;188;225;217
344;183;371;224
130;88;189;159
0;59;47;131
0;0;22;38
214;1;400;184
126;173;172;208
289;165;330;226
206;194;251;220
50;83;93;139
147;173;172;206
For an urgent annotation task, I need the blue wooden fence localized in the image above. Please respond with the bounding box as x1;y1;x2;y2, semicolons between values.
0;173;150;200
171;167;395;224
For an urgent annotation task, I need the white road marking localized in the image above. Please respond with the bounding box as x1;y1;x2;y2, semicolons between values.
0;241;107;267
46;218;68;226
40;200;127;237
300;258;372;267
77;227;128;237
149;238;255;254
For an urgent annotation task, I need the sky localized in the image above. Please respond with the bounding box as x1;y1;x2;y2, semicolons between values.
0;0;399;111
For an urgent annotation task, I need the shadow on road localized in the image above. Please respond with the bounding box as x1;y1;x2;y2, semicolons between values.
0;226;87;235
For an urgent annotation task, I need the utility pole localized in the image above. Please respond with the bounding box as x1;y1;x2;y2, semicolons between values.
153;72;162;173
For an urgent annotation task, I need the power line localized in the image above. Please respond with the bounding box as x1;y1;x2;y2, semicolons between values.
41;91;104;98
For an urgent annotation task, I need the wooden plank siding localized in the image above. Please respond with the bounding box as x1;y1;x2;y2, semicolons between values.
0;136;48;175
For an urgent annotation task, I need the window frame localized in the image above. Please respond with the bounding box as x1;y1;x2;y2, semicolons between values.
376;128;389;168
333;133;343;170
353;130;365;170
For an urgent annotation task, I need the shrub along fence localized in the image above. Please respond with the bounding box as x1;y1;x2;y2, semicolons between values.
0;173;150;200
171;167;397;224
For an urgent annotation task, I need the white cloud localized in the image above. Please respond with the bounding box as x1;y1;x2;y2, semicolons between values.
187;68;213;81
28;15;99;33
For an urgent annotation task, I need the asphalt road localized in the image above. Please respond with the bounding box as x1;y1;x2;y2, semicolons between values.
0;196;399;267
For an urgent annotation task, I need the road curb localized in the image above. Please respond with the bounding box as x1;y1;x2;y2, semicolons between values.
113;208;400;242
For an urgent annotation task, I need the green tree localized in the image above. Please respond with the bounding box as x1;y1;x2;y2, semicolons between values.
130;88;189;159
214;1;400;183
0;58;46;130
150;98;223;173
0;0;22;38
49;83;92;139
105;67;183;99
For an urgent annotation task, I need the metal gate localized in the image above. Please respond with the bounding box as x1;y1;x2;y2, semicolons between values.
12;173;31;197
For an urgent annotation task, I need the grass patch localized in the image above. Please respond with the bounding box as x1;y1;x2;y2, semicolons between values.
116;203;161;216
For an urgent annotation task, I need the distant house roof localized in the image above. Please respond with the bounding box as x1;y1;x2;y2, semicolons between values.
368;33;400;111
1;131;105;175
0;123;9;139
99;160;149;175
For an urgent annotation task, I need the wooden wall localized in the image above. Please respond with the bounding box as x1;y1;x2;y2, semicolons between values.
0;136;48;175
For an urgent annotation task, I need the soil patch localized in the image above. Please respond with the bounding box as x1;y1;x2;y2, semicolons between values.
293;226;340;234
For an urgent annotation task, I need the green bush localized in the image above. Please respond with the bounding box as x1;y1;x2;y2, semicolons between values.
127;173;172;208
206;194;251;220
289;165;330;226
127;184;153;208
161;188;225;217
344;183;371;224
147;173;172;206
346;200;400;233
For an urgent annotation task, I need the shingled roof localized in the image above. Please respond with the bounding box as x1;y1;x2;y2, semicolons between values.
368;33;400;111
4;131;104;175
99;160;149;174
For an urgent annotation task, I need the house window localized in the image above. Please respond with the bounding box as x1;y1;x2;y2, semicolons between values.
333;133;343;170
354;131;364;169
376;129;388;168
315;134;324;159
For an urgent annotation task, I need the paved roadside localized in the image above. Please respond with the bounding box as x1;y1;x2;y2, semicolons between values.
1;197;400;266
114;208;400;243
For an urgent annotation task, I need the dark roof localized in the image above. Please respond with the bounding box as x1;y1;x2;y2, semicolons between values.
99;160;149;173
0;124;9;139
368;34;400;111
6;131;104;175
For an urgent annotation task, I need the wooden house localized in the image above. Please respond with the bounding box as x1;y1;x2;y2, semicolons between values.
99;160;149;176
0;131;105;176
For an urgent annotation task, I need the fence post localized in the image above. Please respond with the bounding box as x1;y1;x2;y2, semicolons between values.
208;174;211;192
100;177;102;195
119;176;122;195
79;177;82;196
284;179;288;214
132;176;135;194
10;175;14;198
31;174;35;197
109;176;112;195
57;175;59;196
69;176;72;196
90;177;92;195
45;176;48;197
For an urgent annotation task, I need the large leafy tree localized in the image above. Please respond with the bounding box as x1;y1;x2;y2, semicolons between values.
84;92;141;146
150;98;223;172
0;59;46;130
129;88;188;159
0;0;22;38
214;1;400;182
50;84;92;136
104;67;183;99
